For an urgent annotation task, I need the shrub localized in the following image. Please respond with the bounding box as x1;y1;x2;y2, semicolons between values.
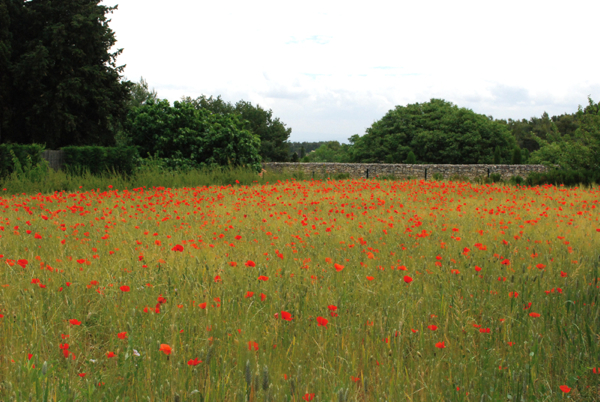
0;144;45;177
62;146;139;175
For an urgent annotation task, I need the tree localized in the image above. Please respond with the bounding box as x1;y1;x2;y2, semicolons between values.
126;99;262;172
529;97;600;171
511;146;522;164
405;151;416;164
290;152;299;162
349;99;515;164
182;95;291;162
0;0;132;148
303;141;351;163
128;77;157;109
493;146;501;164
300;145;306;159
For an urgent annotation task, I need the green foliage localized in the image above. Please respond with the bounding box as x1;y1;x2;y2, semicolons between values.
290;152;299;162
493;146;501;164
288;141;327;156
127;76;157;109
509;175;524;186
489;173;502;183
299;145;306;159
0;0;132;148
61;146;139;175
303;141;351;163
0;143;45;177
511;146;522;164
509;98;600;171
126;99;262;172
525;168;600;187
349;99;515;164
405;151;417;164
181;95;291;162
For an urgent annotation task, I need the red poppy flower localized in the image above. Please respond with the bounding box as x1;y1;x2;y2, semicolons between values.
303;393;315;401
475;266;482;272
245;291;254;298
334;263;344;272
536;264;546;269
107;351;116;358
559;385;571;393
260;293;266;301
171;244;184;252
117;332;127;339
245;260;256;267
529;312;541;318
248;341;259;351
403;275;413;283
258;275;269;281
560;271;568;277
428;325;438;331
119;286;130;292
281;311;292;321
214;275;222;283
435;341;445;349
316;316;328;327
69;319;81;326
159;344;172;355
328;305;337;311
198;302;207;309
78;373;86;378
187;358;202;366
366;276;374;281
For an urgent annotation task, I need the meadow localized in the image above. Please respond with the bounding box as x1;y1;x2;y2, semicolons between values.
0;177;599;401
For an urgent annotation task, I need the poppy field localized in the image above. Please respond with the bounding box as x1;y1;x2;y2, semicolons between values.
1;178;599;401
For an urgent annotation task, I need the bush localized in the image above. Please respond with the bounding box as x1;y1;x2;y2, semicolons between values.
432;172;444;181
526;169;600;187
61;146;139;175
125;99;262;172
509;175;524;185
0;144;45;177
488;173;502;183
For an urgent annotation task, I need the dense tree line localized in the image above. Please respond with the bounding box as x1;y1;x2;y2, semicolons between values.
0;0;131;148
2;2;598;173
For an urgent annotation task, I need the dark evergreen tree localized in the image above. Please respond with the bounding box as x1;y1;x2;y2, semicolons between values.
290;152;299;162
405;150;416;164
300;145;306;159
493;146;501;164
0;0;132;148
511;146;522;164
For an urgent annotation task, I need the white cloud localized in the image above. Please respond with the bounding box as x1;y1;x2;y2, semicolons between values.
105;0;600;143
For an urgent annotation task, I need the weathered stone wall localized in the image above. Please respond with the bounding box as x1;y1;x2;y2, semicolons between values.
262;162;550;180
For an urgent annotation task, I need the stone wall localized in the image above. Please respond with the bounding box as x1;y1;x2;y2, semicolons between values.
262;162;550;180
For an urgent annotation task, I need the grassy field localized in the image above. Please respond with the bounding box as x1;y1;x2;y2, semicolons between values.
0;178;599;401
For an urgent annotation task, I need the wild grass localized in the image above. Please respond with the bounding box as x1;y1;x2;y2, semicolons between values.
0;178;599;401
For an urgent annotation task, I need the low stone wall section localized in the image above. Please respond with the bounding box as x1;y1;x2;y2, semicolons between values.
262;162;550;180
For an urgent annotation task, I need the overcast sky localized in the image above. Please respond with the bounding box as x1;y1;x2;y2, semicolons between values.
104;0;600;144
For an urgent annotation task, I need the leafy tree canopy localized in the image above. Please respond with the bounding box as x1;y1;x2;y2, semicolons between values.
349;99;516;164
127;77;157;109
125;99;262;172
181;95;291;162
304;141;351;163
529;97;600;170
0;0;131;148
